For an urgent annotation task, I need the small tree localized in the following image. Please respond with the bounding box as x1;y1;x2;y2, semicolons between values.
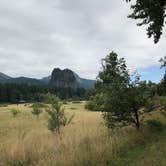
94;52;156;130
31;103;43;118
45;94;74;134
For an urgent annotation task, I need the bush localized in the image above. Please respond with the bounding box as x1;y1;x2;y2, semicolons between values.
31;103;43;118
85;101;96;111
0;103;8;107
146;120;164;132
31;102;47;108
62;100;68;104
10;108;21;117
85;94;104;111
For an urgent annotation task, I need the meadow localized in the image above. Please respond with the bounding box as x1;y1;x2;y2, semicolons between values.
0;102;166;166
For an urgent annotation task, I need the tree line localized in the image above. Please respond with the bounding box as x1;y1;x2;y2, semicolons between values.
0;83;86;103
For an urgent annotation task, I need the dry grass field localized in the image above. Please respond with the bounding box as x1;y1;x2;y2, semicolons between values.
0;102;166;166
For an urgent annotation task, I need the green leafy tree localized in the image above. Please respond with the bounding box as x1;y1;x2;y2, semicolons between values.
94;52;155;129
45;94;74;134
31;103;43;118
126;0;166;43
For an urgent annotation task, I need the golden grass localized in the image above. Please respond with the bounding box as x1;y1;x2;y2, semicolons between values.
0;102;165;166
0;102;106;165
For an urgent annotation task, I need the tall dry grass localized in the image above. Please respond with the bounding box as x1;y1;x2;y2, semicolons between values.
0;102;165;166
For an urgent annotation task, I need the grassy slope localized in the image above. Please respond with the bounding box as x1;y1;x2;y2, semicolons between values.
108;112;166;166
110;125;166;166
0;102;165;166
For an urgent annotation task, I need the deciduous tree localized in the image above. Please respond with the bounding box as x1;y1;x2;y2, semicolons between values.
126;0;166;43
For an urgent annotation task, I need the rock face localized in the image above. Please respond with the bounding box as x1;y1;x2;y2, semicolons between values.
50;68;79;90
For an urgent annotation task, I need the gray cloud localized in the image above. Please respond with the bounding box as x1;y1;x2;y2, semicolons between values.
0;0;165;79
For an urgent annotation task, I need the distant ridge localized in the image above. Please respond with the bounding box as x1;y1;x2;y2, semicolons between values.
0;72;11;81
0;69;95;89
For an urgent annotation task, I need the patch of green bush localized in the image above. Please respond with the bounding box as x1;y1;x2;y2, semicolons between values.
31;102;47;108
85;94;104;111
146;120;164;132
62;100;68;104
10;108;21;117
0;103;8;107
31;103;43;118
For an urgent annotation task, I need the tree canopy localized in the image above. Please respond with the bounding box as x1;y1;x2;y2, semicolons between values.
87;52;162;129
126;0;166;43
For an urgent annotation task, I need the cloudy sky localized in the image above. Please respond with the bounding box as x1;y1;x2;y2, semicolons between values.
0;0;165;82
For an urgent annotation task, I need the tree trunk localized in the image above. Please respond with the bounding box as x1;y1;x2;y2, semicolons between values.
134;109;140;130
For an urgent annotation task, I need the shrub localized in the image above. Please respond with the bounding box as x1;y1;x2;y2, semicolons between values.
10;108;20;117
85;94;104;112
146;120;164;132
0;103;8;107
31;103;43;118
62;100;68;104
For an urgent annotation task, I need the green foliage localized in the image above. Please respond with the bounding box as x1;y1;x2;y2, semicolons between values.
90;52;158;129
31;102;47;109
31;103;43;118
0;83;87;104
146;120;164;132
62;100;68;104
45;94;74;134
126;0;166;43
146;95;166;112
10;108;21;117
85;94;104;111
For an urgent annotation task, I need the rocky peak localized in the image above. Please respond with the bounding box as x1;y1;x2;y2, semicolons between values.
50;68;79;90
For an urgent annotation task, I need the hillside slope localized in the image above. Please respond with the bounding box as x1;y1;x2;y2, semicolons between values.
108;112;166;166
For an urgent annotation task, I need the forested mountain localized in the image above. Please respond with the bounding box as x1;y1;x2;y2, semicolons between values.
0;68;95;89
74;72;95;89
0;72;11;82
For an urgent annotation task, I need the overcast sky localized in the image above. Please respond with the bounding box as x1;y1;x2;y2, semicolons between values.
0;0;165;81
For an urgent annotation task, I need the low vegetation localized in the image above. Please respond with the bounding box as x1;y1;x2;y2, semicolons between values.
0;102;165;166
31;103;43;118
10;108;21;117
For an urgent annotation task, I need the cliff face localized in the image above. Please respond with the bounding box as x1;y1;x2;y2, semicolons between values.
50;68;79;90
